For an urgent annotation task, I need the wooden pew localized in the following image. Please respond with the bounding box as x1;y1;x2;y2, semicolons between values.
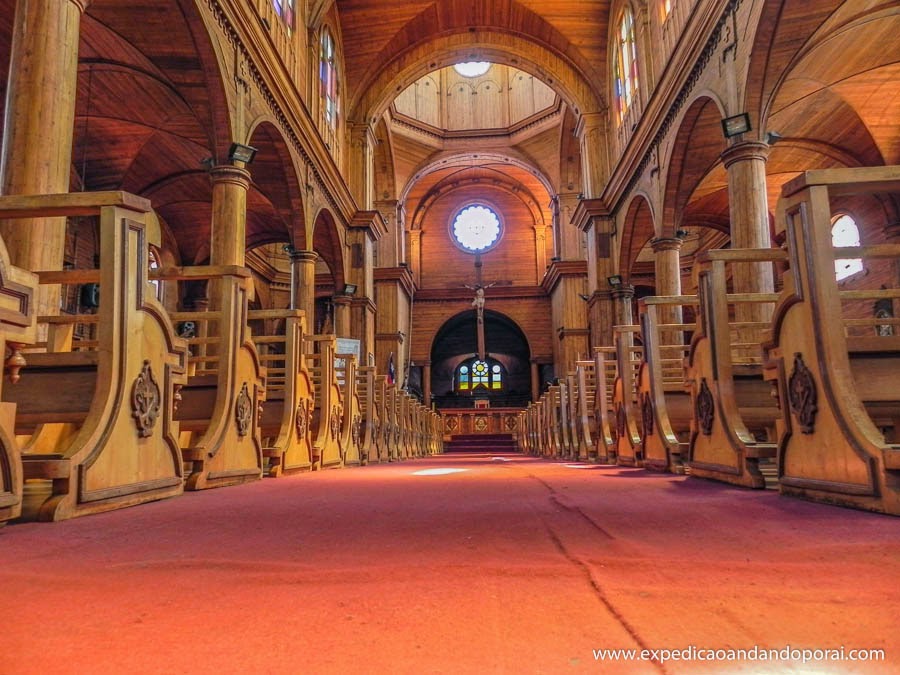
762;166;900;514
0;192;187;521
545;384;563;458
371;375;390;462
249;309;315;476
574;360;599;461
355;365;378;464
335;352;361;466
556;378;575;459
166;267;265;490
636;297;697;473
0;223;38;524
612;326;643;466
593;347;618;463
685;249;787;488
304;334;344;469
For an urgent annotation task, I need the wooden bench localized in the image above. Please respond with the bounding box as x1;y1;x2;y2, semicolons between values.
0;192;188;521
612;326;643;466
573;360;599;461
593;347;618;463
164;266;265;490
335;352;362;466
249;309;315;476
637;297;698;473
762;166;900;514
0;219;37;524
355;365;378;464
304;334;344;469
685;249;787;488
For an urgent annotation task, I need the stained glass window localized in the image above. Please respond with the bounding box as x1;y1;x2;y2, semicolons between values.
320;29;339;135
832;214;864;281
452;205;501;252
456;358;504;392
272;0;294;35
613;7;639;126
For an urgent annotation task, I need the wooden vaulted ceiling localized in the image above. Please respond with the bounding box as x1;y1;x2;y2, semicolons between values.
335;0;611;119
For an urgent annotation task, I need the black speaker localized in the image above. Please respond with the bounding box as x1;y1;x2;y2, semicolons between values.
80;283;100;309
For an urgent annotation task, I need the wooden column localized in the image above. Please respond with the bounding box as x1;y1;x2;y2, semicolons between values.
574;112;609;199
0;0;90;317
613;285;635;327
349;123;375;210
332;295;351;337
722;141;774;324
422;360;432;408
530;359;540;402
572;199;616;350
209;164;250;267
651;236;684;339
348;211;387;358
291;250;319;325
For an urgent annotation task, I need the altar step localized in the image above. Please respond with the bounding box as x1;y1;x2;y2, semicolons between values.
445;433;518;453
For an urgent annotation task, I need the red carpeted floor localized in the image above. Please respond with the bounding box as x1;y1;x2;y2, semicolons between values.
1;453;898;674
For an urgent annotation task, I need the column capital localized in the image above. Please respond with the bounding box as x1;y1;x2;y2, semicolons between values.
289;249;319;264
721;140;770;169
209;163;251;189
611;285;635;301
650;236;684;253
331;294;352;306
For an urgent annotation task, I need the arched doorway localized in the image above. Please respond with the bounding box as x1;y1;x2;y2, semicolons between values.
429;309;531;408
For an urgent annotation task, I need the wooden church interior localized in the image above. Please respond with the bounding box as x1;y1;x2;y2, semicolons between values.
0;0;899;669
0;0;895;519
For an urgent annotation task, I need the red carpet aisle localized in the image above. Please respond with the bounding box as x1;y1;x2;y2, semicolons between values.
1;454;898;674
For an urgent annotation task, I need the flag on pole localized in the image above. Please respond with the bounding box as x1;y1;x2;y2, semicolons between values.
387;352;396;385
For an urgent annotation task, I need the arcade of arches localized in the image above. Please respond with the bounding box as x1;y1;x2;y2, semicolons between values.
0;0;899;670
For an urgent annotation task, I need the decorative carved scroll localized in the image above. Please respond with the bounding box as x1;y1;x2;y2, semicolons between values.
4;342;26;384
788;352;818;434
351;414;362;447
697;378;714;436
640;391;654;436
330;405;342;440
131;360;161;438
235;382;252;437
295;401;309;440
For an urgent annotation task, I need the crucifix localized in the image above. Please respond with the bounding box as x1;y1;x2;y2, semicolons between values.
464;254;496;361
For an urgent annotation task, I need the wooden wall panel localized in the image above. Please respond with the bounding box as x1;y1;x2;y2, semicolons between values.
418;184;542;290
410;297;553;363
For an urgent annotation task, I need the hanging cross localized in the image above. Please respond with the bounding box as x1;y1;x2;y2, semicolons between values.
463;254;496;361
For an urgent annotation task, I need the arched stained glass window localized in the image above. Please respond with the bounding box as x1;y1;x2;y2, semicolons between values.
320;29;339;137
613;7;639;126
832;214;864;281
272;0;295;35
456;357;504;392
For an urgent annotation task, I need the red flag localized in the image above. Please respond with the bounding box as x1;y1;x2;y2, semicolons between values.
387;352;396;385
